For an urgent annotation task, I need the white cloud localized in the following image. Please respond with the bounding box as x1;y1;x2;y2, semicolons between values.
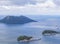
0;0;60;15
0;0;12;6
53;0;60;6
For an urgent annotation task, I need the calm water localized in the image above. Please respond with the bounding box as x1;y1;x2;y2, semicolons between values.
0;15;60;44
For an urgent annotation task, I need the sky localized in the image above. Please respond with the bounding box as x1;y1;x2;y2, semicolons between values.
0;0;60;15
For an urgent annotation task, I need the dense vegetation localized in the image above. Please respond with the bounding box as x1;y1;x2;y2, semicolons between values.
17;35;32;41
42;30;59;36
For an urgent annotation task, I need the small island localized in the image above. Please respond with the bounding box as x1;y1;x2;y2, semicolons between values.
17;35;41;42
17;36;32;41
42;30;60;36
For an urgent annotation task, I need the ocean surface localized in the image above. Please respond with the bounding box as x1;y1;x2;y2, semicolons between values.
0;15;60;44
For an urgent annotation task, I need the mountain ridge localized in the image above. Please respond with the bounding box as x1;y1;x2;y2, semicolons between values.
0;15;37;24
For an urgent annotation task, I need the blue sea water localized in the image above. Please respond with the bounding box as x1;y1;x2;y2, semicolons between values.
0;15;60;44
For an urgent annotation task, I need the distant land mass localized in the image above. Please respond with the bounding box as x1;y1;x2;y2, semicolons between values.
0;15;36;24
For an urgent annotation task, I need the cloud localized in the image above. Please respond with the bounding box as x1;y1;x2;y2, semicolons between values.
0;0;47;6
0;0;59;15
0;0;37;6
10;0;36;6
0;0;12;6
53;0;60;6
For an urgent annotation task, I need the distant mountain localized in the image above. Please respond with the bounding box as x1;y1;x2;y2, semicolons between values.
0;15;36;24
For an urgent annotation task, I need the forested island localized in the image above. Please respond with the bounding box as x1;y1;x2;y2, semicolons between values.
17;35;41;42
0;15;36;24
42;30;60;36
